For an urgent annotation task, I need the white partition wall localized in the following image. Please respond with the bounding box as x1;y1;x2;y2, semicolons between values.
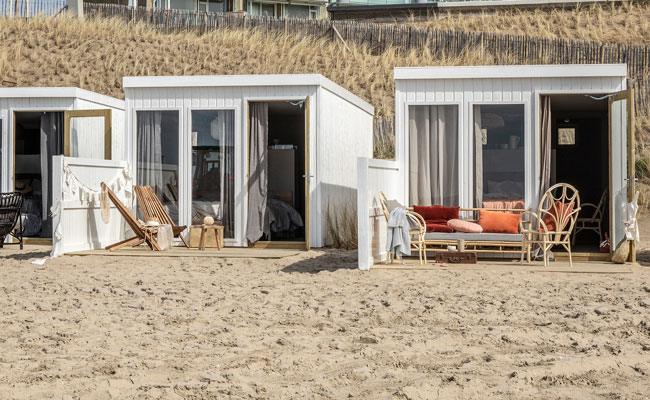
357;157;403;270
51;156;132;255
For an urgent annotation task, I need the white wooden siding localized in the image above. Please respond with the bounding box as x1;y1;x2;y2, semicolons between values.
319;87;373;246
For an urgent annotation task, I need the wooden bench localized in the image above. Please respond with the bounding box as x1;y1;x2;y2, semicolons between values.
407;207;529;255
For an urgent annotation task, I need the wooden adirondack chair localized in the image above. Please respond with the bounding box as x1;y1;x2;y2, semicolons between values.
101;183;161;251
134;185;189;248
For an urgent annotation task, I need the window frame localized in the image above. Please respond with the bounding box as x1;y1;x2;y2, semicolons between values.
64;109;112;160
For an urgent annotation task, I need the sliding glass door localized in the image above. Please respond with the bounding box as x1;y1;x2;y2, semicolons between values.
190;110;235;238
136;110;180;224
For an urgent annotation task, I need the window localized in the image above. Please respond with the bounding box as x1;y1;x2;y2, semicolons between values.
64;110;112;160
136;110;180;224
408;105;459;206
191;110;235;238
473;104;525;207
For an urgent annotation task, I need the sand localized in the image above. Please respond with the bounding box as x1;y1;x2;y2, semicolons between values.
1;221;650;399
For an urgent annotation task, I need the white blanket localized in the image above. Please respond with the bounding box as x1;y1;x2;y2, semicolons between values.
386;207;411;259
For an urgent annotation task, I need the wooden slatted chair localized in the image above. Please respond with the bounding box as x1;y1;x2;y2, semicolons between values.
101;183;161;251
134;185;189;248
520;183;581;267
378;191;427;265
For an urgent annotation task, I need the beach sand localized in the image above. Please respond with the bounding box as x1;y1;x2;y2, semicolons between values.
1;219;649;399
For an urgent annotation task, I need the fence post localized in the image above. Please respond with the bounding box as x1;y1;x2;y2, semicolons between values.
66;0;83;18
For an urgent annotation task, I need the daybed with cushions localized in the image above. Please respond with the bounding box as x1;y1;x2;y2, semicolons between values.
408;205;528;255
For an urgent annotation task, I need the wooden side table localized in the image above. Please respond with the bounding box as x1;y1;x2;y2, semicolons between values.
194;225;224;250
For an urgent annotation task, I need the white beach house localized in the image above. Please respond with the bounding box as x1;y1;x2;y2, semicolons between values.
358;64;635;269
0;87;125;241
123;74;374;249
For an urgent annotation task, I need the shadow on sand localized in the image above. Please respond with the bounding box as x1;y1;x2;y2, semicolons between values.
281;250;358;274
635;250;650;267
0;250;51;261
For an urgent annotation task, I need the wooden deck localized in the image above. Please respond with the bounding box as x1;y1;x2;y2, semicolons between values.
372;260;634;274
69;246;302;259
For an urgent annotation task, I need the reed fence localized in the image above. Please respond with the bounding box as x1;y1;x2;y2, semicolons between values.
0;0;65;17
83;3;650;113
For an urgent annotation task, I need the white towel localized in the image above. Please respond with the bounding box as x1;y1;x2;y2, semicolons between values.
386;207;412;258
156;224;174;251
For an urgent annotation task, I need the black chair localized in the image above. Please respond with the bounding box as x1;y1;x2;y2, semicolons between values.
0;192;24;250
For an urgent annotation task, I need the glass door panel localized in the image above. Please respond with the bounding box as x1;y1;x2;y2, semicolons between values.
191;110;235;238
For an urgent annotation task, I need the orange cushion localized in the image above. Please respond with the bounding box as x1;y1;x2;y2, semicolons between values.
478;210;520;234
542;201;575;232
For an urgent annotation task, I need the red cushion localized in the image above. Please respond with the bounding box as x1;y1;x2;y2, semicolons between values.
478;210;520;234
542;201;575;232
426;223;454;233
413;205;460;222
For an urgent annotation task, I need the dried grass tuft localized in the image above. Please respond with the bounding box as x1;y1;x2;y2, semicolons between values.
326;203;357;250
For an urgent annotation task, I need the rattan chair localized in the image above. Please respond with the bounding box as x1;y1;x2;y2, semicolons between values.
520;183;581;267
378;191;427;265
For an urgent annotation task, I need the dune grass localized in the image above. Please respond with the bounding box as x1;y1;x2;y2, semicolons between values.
410;2;650;45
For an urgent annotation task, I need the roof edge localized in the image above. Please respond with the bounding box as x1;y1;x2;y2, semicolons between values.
394;64;628;80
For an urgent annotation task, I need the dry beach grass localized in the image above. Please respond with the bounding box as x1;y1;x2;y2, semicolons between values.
412;2;650;45
0;216;649;398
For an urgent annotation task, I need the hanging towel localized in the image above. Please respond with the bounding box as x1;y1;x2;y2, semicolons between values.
622;191;640;243
386;207;412;259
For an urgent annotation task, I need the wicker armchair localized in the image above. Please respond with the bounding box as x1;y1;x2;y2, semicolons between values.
520;183;581;267
378;191;427;265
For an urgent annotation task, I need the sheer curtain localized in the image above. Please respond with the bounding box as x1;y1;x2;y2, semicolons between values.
408;105;459;206
246;103;268;243
137;111;163;197
473;106;483;207
539;96;552;203
40;112;64;236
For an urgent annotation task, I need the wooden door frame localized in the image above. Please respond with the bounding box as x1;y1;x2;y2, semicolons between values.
246;98;310;250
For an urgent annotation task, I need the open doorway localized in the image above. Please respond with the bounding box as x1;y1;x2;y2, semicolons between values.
548;95;609;252
248;101;307;246
14;111;64;238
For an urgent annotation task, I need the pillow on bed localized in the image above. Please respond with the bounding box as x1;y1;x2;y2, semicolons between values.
447;219;483;233
478;210;520;234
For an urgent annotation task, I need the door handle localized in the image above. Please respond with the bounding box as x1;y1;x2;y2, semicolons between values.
302;174;314;178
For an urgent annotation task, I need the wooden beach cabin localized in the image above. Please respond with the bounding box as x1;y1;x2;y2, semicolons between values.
0;87;125;242
123;74;374;249
358;64;635;269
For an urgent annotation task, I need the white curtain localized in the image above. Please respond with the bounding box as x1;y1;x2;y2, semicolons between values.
408;105;459;206
473;106;483;208
246;103;268;243
539;96;552;204
136;111;163;197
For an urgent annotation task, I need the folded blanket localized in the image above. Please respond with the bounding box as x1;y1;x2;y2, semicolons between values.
386;207;411;259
